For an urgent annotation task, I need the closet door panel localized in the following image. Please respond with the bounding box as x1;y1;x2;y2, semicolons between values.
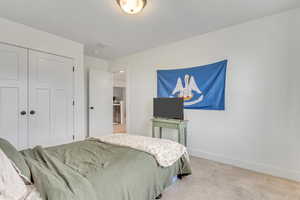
28;51;74;147
0;43;28;149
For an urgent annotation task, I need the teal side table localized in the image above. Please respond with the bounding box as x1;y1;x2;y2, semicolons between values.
151;118;188;146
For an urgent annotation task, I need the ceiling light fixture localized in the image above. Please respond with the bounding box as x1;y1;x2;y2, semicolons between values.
116;0;147;15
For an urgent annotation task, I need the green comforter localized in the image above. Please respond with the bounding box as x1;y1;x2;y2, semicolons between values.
21;140;191;200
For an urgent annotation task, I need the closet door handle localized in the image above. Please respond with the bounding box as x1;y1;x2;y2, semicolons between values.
20;111;27;115
90;107;94;110
30;110;36;115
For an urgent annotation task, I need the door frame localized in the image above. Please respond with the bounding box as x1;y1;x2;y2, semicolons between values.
0;41;78;146
1;22;85;141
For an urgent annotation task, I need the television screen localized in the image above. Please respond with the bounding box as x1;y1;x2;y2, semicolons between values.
153;98;184;120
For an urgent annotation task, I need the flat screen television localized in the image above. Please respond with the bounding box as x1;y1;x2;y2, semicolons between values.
153;98;184;120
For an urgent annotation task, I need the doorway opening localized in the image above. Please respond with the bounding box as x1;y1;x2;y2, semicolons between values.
113;70;127;133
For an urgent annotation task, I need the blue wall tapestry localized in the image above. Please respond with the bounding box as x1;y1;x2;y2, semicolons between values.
157;60;227;110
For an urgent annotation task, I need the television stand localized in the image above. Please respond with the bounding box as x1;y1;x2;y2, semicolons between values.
151;118;188;146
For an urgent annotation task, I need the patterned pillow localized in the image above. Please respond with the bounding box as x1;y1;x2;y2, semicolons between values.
0;149;28;200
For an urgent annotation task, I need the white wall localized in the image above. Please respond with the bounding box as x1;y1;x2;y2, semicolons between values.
84;56;109;72
111;8;300;182
113;72;126;87
84;56;109;136
0;17;86;140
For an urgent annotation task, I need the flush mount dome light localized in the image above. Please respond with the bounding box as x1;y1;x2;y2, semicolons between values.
116;0;147;14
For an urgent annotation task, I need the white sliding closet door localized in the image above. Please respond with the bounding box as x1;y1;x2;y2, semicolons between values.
28;51;74;147
0;43;28;149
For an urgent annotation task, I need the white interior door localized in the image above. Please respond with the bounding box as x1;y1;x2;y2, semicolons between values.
0;43;28;149
28;50;74;147
89;69;113;137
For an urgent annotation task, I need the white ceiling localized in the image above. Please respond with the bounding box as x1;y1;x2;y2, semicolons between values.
0;0;299;60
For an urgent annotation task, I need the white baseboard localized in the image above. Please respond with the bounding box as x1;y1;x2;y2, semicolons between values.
189;148;300;183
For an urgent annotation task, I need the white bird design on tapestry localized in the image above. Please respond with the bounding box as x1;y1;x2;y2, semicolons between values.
172;74;202;101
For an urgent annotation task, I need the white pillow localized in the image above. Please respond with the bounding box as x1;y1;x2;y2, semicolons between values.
0;149;28;200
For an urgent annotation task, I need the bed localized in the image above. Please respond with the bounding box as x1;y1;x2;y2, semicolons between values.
0;135;191;200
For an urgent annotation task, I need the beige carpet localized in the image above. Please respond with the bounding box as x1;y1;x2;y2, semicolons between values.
162;157;300;200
